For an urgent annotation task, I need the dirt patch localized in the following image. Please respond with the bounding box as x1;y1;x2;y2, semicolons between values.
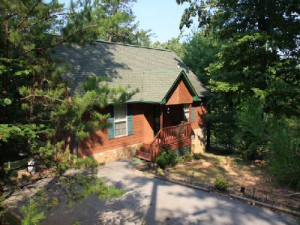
136;153;300;212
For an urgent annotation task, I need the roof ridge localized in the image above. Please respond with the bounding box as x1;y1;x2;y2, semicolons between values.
95;40;173;53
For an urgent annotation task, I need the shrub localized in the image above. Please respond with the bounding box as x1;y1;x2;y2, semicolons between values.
193;153;201;160
184;153;193;162
75;157;99;170
156;149;178;168
156;153;168;169
214;176;229;191
156;168;164;176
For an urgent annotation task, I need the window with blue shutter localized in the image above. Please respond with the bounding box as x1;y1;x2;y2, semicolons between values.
127;104;133;135
108;104;133;138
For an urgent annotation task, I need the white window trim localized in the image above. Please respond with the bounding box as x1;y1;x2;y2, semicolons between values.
114;105;127;138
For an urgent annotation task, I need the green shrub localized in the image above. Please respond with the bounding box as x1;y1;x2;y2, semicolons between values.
75;157;99;170
175;156;184;164
156;149;178;168
156;168;164;176
156;153;168;169
214;176;229;191
193;153;201;160
184;153;193;162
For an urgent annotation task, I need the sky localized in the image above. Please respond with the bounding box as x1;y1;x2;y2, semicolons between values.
132;0;191;43
60;0;192;43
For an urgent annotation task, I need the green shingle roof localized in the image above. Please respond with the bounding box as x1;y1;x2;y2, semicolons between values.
54;40;210;103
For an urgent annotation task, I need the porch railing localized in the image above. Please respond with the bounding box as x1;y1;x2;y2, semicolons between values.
149;122;192;161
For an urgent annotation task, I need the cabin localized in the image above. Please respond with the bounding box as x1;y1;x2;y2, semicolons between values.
55;41;210;162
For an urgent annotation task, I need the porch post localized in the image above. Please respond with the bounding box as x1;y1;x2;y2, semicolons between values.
160;105;163;130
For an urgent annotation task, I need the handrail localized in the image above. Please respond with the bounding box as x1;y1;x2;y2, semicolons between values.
148;122;192;162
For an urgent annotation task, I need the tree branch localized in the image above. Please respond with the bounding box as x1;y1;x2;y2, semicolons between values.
14;0;41;32
21;94;65;103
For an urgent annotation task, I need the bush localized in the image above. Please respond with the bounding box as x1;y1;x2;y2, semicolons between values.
156;154;168;169
214;176;229;191
155;149;178;168
184;153;193;162
75;157;99;170
193;153;201;160
156;168;164;176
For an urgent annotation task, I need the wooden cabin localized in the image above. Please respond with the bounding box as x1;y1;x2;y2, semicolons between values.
55;41;210;162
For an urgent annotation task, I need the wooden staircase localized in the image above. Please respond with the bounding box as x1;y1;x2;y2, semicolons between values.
135;143;152;161
135;122;192;162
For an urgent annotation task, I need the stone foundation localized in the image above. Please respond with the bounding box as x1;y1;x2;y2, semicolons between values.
91;143;143;163
191;128;206;154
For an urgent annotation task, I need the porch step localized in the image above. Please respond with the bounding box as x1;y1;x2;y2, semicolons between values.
135;144;152;161
135;152;151;161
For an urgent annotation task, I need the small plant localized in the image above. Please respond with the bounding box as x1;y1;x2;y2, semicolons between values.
75;157;99;170
21;198;46;225
156;167;164;176
156;153;168;169
184;153;193;162
214;176;229;191
175;156;184;164
193;153;201;160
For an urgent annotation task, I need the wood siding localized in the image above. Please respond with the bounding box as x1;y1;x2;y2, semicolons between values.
166;79;193;105
191;103;206;130
78;104;153;157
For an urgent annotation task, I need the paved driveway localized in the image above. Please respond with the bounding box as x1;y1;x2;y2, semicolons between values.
42;161;296;225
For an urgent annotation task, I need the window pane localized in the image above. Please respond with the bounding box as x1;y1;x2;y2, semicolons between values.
115;105;126;121
115;121;127;136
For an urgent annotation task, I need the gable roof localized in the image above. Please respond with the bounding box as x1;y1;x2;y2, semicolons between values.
54;40;210;103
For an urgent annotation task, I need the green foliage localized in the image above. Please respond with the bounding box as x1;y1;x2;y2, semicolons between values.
236;101;300;190
155;149;178;169
61;174;125;207
75;157;100;170
236;99;270;159
183;153;193;162
214;176;229;191
179;0;300;150
182;32;220;85
155;154;169;169
193;153;201;160
20;198;45;225
19;174;125;224
152;37;184;57
0;0;140;181
156;167;164;176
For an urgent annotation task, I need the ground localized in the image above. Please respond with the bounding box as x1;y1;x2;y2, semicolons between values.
5;161;297;225
139;152;300;212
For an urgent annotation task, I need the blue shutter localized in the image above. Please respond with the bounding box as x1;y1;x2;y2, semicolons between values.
191;106;195;122
127;104;133;135
108;106;114;139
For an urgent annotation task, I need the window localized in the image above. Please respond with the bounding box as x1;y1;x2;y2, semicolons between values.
114;105;127;137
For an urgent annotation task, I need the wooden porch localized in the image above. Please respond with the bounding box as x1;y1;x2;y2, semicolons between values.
135;122;192;162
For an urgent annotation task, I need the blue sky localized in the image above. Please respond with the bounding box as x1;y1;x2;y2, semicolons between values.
60;0;191;43
132;0;190;43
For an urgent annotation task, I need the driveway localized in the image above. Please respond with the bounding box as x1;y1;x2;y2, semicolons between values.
40;160;297;225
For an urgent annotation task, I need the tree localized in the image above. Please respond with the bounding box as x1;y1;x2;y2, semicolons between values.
177;0;300;150
151;37;185;57
0;0;135;186
178;0;300;116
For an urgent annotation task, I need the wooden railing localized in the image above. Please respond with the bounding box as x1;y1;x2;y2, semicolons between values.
149;122;191;162
160;122;191;146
